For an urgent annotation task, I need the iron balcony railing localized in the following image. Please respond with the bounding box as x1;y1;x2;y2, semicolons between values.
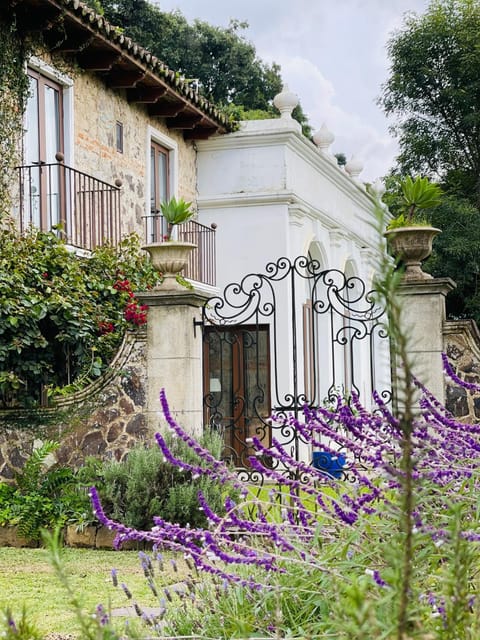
143;213;217;287
16;158;122;251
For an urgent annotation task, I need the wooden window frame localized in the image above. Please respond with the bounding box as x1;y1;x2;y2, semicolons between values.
150;140;170;242
25;68;65;231
26;68;64;165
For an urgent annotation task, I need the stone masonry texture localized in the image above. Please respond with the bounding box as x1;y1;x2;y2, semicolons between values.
444;319;480;423
0;329;151;480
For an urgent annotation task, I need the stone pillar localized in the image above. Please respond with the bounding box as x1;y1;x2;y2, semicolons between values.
397;277;456;403
136;288;210;435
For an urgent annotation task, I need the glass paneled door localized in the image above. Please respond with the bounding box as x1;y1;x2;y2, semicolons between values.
149;141;170;242
23;69;64;231
203;325;271;468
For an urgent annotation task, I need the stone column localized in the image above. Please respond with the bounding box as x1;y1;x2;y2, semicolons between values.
396;277;456;403
136;288;210;435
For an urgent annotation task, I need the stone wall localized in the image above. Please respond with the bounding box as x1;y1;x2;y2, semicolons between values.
0;329;151;480
13;49;198;241
73;71;198;239
443;319;480;422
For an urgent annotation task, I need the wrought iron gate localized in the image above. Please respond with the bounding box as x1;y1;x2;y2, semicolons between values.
201;255;390;480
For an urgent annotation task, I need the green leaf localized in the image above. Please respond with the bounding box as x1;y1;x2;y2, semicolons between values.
160;197;194;226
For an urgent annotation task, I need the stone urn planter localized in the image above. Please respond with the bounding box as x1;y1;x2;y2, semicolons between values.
142;241;196;291
384;226;441;282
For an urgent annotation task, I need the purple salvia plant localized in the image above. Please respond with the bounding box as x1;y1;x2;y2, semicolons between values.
89;360;480;635
442;352;480;392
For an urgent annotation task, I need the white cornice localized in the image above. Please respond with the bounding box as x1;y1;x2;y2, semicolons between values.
197;190;380;252
197;127;375;215
197;190;295;209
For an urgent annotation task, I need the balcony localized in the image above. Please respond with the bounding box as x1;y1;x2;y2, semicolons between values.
16;158;122;251
15;161;217;287
143;214;217;287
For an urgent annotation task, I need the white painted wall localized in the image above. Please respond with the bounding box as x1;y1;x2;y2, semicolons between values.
196;118;381;287
196;113;390;438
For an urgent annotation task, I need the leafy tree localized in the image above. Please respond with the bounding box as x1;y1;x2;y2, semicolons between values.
83;0;104;13
425;195;480;324
380;0;480;203
381;1;480;322
99;1;281;109
334;153;347;168
383;175;480;324
87;0;310;132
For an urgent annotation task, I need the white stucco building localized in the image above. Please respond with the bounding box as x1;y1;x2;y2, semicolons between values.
195;88;390;468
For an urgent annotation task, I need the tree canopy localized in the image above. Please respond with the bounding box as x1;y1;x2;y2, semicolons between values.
381;0;480;323
426;196;480;323
380;0;480;201
85;0;310;133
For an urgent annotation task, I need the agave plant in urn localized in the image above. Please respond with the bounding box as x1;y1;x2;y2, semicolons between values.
142;197;196;291
384;175;442;282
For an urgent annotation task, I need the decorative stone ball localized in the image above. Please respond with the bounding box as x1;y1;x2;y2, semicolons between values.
273;84;299;118
313;123;335;152
345;155;364;179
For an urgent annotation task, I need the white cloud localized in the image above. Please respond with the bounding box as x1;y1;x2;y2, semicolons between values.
271;55;393;181
156;0;431;180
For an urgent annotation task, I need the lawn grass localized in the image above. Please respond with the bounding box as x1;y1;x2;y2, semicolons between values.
249;481;340;522
0;546;186;636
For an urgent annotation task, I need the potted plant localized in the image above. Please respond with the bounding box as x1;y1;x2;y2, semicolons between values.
142;197;197;290
384;175;442;282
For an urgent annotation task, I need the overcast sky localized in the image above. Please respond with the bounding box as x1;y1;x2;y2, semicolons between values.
155;0;430;182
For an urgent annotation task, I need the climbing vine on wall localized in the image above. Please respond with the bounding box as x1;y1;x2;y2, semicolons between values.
0;229;160;409
0;12;32;219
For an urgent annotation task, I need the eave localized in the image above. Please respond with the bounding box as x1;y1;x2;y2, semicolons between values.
5;0;232;140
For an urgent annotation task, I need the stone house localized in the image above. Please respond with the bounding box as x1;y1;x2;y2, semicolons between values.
3;0;230;285
0;0;230;475
1;0;477;484
0;0;392;476
0;0;418;480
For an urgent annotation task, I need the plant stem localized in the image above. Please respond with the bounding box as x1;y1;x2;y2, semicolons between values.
397;417;414;640
407;203;416;223
391;294;416;640
373;200;418;638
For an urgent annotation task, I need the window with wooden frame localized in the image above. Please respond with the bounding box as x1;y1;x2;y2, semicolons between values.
23;69;65;231
149;140;170;242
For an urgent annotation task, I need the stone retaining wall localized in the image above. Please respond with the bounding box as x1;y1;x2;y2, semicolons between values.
443;319;480;422
0;328;150;480
0;525;147;549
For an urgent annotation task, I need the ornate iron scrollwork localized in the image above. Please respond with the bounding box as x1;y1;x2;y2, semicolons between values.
201;256;390;483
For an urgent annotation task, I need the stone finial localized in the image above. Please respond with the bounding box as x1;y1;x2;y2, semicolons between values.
371;178;388;209
371;178;386;199
313;123;335;153
273;84;299;119
345;155;364;180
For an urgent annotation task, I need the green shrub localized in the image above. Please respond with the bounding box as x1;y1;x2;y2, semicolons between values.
0;442;97;541
98;429;232;529
0;227;160;408
0;483;15;526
